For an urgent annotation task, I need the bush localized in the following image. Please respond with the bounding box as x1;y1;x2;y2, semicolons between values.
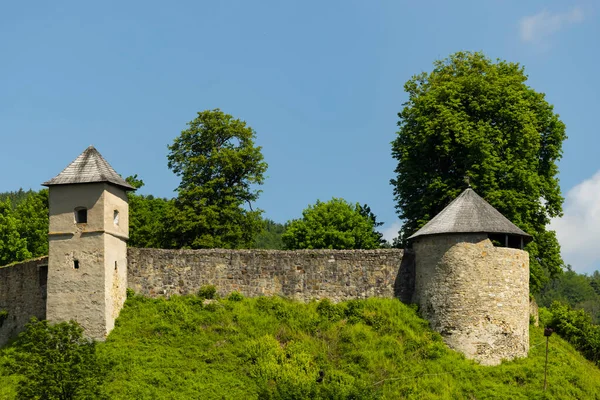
12;319;108;399
316;299;343;321
546;302;600;365
197;285;217;300
227;291;244;302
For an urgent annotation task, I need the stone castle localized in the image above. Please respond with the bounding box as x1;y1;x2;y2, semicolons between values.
0;146;531;366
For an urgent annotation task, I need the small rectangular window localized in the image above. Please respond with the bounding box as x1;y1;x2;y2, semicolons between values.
75;208;87;223
74;260;80;270
113;210;120;226
39;265;48;286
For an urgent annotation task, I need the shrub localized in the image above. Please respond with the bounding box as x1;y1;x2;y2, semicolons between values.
316;299;343;321
197;285;217;300
227;291;244;302
546;302;600;365
13;319;108;399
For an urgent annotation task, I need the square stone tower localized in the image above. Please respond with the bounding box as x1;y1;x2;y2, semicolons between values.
42;146;135;340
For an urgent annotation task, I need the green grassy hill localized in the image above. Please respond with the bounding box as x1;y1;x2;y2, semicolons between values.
2;294;600;399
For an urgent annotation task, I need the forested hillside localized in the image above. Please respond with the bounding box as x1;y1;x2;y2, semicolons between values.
1;295;600;399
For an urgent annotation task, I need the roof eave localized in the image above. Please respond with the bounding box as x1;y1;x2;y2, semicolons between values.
408;231;533;243
42;180;136;191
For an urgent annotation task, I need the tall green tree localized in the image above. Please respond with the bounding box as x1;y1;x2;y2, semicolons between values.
0;200;31;266
391;52;566;291
167;109;268;249
282;198;385;250
391;51;567;292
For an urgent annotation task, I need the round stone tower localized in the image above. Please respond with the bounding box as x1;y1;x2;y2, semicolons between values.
409;188;531;366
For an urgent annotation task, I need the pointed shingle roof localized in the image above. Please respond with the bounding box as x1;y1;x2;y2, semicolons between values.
407;188;531;241
43;146;135;191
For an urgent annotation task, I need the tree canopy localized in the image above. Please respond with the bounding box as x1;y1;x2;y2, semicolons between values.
166;109;268;249
11;319;107;399
0;190;48;266
125;175;173;249
282;198;385;250
0;200;31;266
254;219;286;249
14;190;48;258
391;51;567;291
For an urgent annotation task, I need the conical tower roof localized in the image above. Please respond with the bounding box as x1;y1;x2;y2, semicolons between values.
407;188;531;241
43;146;135;191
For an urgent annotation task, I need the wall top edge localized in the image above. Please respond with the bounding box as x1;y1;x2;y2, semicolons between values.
127;248;407;255
0;255;49;269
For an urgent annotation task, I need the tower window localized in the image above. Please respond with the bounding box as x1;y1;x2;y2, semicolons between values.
74;207;88;223
39;265;48;286
113;210;120;226
73;260;80;270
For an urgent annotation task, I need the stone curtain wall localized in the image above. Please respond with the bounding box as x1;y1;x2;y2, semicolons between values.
127;248;410;303
0;256;49;347
413;234;529;366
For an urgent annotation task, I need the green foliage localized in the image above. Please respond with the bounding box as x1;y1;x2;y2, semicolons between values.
0;189;37;207
254;219;286;249
197;285;217;300
125;175;175;249
282;198;385;250
0;189;49;266
538;267;600;324
14;189;49;258
590;271;600;297
391;51;567;292
167;109;268;249
9;319;107;399
544;302;600;366
3;297;600;399
357;203;386;246
0;200;31;266
227;291;244;301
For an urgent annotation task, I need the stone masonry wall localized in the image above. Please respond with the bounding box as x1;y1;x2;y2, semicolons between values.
0;257;49;347
127;248;409;303
413;234;529;366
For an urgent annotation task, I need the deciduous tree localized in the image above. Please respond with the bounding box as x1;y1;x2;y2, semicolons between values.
282;198;384;250
391;51;567;291
167;109;267;249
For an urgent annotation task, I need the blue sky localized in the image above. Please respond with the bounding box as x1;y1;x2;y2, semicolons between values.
1;1;598;273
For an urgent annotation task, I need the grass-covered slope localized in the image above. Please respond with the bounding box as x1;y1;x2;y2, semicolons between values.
3;294;600;399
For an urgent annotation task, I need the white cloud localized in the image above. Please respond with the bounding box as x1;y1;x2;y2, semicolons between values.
380;221;401;244
550;171;600;273
519;7;584;44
